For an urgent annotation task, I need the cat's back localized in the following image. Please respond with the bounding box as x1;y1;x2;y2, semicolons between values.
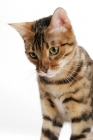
78;46;93;79
78;46;93;106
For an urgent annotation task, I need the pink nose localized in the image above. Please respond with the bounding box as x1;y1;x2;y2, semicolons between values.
40;59;49;73
41;64;49;73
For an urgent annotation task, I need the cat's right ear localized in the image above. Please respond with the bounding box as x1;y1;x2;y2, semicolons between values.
47;7;71;33
8;22;33;40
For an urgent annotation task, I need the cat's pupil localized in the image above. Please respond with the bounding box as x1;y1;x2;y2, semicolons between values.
29;52;37;59
49;46;59;55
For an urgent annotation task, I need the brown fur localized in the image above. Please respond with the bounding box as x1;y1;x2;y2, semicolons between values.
9;7;93;140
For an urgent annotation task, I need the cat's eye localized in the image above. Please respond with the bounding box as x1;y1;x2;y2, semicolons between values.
49;46;59;55
29;52;38;59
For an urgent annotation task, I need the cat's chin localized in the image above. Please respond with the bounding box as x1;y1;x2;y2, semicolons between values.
38;73;56;78
38;70;59;78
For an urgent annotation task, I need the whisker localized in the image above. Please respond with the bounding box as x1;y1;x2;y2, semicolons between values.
58;70;72;85
61;68;83;89
52;61;83;87
62;67;82;76
15;69;36;81
17;71;36;89
59;70;71;83
53;62;83;76
18;69;36;77
24;74;37;92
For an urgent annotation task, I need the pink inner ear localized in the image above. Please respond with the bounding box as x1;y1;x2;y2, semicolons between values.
60;17;66;25
60;17;70;29
49;8;71;30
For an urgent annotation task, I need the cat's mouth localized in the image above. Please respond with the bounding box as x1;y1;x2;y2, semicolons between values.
37;69;59;78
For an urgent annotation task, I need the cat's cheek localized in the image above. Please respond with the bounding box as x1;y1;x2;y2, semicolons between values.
59;60;67;69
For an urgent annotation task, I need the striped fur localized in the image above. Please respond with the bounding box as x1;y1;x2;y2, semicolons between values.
10;7;93;140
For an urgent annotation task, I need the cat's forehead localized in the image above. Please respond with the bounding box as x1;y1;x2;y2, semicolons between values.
30;16;63;50
26;15;70;52
32;16;52;33
27;16;52;51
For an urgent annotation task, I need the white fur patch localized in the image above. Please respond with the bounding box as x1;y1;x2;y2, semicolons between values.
38;69;60;78
54;98;71;121
87;127;93;140
91;127;93;132
87;132;93;140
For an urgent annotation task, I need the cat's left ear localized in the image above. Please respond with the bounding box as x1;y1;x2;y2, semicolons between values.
9;22;33;40
48;7;71;32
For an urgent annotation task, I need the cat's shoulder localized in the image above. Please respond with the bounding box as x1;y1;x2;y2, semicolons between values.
78;46;93;61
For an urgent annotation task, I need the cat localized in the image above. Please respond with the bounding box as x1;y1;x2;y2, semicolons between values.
9;7;93;140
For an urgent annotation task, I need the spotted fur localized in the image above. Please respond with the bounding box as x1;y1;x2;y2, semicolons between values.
9;7;93;140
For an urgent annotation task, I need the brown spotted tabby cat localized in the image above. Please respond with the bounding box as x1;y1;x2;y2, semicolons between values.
9;8;93;140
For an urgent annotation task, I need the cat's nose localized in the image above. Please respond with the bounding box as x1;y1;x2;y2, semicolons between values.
40;59;49;73
41;65;49;73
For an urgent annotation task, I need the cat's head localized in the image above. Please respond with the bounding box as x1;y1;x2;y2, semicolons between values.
9;8;76;78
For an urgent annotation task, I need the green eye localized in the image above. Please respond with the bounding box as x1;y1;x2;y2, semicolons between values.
29;52;38;59
49;46;59;55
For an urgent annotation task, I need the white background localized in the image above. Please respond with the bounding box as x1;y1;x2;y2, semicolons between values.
0;0;93;140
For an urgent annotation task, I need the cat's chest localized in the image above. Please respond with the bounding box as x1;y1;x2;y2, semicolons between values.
44;84;71;121
54;97;71;121
44;84;70;98
39;81;73;121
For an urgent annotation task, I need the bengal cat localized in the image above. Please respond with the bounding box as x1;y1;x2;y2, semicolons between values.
9;7;93;140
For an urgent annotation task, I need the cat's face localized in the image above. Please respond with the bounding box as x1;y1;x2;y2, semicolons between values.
25;27;75;78
9;8;76;78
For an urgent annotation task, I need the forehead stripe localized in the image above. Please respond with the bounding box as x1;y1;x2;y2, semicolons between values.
32;16;52;50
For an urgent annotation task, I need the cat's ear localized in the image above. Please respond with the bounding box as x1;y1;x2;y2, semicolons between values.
9;22;33;40
48;7;71;32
